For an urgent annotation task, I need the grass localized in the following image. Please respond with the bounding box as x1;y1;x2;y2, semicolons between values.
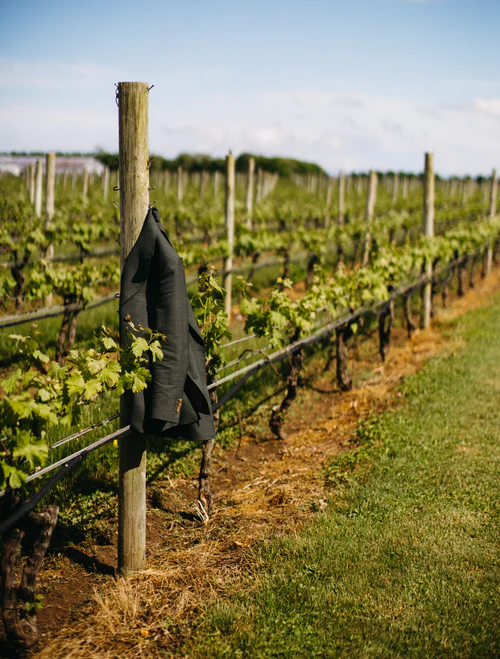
184;297;500;658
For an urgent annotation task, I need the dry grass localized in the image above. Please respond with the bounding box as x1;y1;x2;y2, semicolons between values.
33;267;500;658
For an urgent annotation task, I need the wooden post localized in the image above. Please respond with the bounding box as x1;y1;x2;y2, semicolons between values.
82;168;89;198
262;172;268;199
256;168;263;203
245;157;255;229
28;162;35;204
45;153;55;226
117;81;150;577
485;168;497;275
489;168;498;221
34;159;43;218
338;172;345;225
392;174;399;205
356;176;363;196
402;176;409;199
421;152;434;329
223;151;235;321
176;166;183;202
199;170;207;199
213;170;220;197
461;179;468;206
326;176;333;207
362;170;377;265
44;153;56;305
102;166;110;200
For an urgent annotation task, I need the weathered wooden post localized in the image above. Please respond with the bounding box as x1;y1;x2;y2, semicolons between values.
213;170;220;197
45;153;55;228
82;168;89;199
324;176;333;228
246;157;255;229
256;168;263;204
117;81;150;576
421;152;434;329
461;179;468;206
177;166;183;202
356;175;363;196
164;169;170;193
34;159;43;217
102;165;110;200
392;174;399;205
489;168;497;221
402;176;409;199
362;170;377;265
262;172;269;199
28;162;35;204
315;174;321;196
44;153;56;305
223;151;235;321
199;170;208;199
326;176;333;206
485;168;497;275
338;171;346;225
482;180;488;205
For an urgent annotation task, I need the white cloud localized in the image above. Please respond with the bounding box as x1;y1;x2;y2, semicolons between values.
473;98;500;117
150;89;500;175
0;58;120;91
1;58;499;176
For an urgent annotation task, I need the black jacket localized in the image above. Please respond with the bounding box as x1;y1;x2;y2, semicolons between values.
119;208;215;442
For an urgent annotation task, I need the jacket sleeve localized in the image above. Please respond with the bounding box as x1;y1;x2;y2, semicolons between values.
149;250;189;424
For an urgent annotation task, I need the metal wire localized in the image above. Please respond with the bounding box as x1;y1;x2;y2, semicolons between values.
49;412;120;450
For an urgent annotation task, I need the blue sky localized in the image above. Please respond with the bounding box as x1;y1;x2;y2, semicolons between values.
1;0;499;175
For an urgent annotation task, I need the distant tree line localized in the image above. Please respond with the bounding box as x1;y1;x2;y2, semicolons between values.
0;151;490;182
93;151;327;178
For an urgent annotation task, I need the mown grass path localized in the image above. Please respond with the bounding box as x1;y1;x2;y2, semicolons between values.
187;297;500;658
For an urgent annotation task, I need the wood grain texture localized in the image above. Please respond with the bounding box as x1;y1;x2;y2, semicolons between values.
117;81;149;576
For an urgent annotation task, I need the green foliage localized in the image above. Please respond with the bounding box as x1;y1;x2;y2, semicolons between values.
190;266;231;377
242;277;322;348
0;325;164;491
26;259;119;306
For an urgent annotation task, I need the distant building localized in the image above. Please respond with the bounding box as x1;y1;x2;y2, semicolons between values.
0;155;104;176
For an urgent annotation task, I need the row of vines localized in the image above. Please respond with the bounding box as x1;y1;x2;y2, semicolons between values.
0;161;498;650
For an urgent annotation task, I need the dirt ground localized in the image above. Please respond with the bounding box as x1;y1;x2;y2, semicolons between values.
4;265;500;658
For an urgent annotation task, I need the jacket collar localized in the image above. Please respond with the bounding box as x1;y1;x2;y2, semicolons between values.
120;207;180;307
151;206;175;248
136;207;159;260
